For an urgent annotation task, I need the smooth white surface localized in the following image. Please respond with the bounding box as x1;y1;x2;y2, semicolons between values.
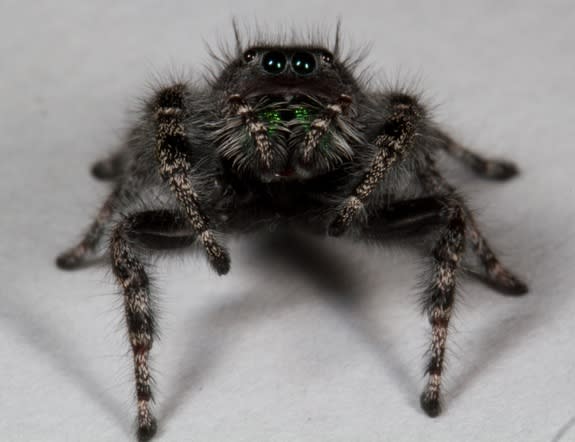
2;1;574;441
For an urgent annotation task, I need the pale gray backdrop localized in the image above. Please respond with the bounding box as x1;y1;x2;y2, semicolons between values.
1;1;574;441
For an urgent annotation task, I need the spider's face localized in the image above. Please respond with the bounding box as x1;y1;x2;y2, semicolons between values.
214;46;363;183
232;47;349;100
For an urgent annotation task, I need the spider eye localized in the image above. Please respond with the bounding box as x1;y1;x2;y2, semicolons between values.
243;50;257;63
292;52;316;76
320;51;333;64
262;51;287;74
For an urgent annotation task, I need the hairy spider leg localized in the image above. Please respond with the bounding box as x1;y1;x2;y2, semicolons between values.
154;84;230;275
435;130;519;180
419;196;466;416
56;182;129;269
361;193;526;415
110;210;195;441
328;94;421;236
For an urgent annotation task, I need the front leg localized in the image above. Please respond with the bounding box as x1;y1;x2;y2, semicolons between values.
154;84;230;275
109;210;196;441
362;193;526;416
419;197;466;416
361;196;466;417
328;94;422;236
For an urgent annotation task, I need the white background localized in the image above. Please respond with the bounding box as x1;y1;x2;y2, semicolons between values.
2;1;574;441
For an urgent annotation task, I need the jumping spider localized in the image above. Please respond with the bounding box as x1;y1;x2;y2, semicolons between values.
56;28;528;441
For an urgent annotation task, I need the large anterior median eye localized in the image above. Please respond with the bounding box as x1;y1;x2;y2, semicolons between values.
262;51;287;74
292;52;316;76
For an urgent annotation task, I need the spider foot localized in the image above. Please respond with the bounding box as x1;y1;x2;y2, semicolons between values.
420;390;442;418
201;230;231;276
55;246;87;270
477;160;519;181
209;249;231;276
137;416;158;442
328;196;364;237
327;218;348;237
91;159;121;181
486;265;528;296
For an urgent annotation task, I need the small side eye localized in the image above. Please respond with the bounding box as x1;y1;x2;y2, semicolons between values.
320;51;334;64
243;50;256;62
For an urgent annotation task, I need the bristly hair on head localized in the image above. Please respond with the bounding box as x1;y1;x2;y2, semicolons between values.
205;18;369;73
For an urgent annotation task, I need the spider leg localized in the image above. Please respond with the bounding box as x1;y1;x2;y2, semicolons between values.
420;197;466;417
363;197;444;238
328;94;422;236
360;195;465;417
420;162;528;295
56;182;128;270
435;129;519;180
154;84;230;275
109;209;195;441
465;220;528;295
359;173;526;416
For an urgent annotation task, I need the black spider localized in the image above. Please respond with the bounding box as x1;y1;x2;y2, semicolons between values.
56;26;528;441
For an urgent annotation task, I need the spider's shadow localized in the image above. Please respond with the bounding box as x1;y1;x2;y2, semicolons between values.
158;222;550;426
160;232;417;422
2;294;132;436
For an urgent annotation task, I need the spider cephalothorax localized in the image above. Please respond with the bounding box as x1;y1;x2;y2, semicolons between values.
56;25;527;441
212;45;365;182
